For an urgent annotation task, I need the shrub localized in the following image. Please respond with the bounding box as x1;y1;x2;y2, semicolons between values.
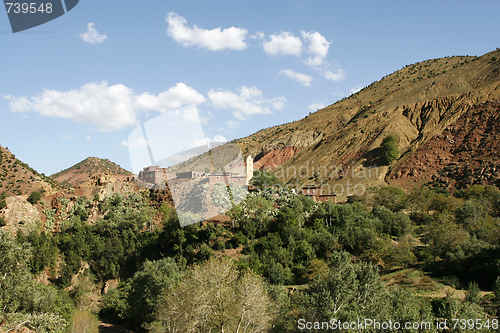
27;191;42;205
0;217;6;227
380;134;399;164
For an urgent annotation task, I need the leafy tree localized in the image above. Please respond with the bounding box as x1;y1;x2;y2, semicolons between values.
380;134;399;164
0;230;71;332
0;229;33;313
125;257;182;327
152;257;274;333
373;186;407;211
301;251;389;326
250;170;283;189
27;191;42;205
371;205;410;237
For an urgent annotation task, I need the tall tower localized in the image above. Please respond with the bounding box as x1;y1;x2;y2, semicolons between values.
246;155;254;186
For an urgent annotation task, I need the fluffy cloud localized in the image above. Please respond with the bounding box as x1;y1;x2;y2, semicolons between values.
208;86;286;120
135;83;207;113
4;81;206;132
308;102;326;112
85;135;92;140
166;12;248;51
323;69;346;81
79;23;108;44
301;31;330;67
262;32;302;57
279;69;313;86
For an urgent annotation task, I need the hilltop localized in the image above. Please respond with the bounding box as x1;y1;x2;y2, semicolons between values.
225;49;500;197
0;145;59;196
51;157;133;187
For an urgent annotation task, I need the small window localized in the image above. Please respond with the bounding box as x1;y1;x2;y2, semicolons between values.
307;189;310;194
217;176;220;180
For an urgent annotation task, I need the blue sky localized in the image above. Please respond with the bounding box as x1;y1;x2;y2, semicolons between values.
1;0;499;175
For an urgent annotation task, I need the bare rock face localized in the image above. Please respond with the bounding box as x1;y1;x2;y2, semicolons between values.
0;195;40;233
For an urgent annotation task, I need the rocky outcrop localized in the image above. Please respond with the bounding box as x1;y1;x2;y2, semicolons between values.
0;195;40;233
84;173;116;186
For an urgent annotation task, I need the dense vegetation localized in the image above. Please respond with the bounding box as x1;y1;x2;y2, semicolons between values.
2;183;500;332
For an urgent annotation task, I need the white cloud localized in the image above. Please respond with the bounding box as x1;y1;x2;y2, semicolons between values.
212;134;227;142
308;102;326;112
166;12;248;51
85;135;92;140
323;69;346;82
250;31;265;40
192;135;228;147
59;134;75;141
135;83;206;113
279;69;313;86
119;137;149;148
79;23;108;44
4;81;206;132
350;85;363;94
226;120;240;128
301;31;330;67
262;32;302;57
208;86;286;120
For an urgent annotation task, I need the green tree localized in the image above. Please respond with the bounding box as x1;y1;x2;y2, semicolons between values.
125;257;182;327
373;186;407;212
250;170;283;189
27;191;42;205
380;134;399;164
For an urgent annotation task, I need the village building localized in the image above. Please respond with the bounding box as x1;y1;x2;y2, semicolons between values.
138;166;174;185
138;155;254;186
176;170;205;179
301;185;337;203
208;172;247;186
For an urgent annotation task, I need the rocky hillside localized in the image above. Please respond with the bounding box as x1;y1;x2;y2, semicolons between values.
223;49;500;196
51;157;133;187
0;145;59;196
389;100;500;190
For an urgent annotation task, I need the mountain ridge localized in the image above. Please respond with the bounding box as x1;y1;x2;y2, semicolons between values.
50;156;133;188
0;145;59;196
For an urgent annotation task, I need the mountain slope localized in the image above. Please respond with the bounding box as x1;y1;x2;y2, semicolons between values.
229;49;500;196
0;145;59;196
51;157;132;187
157;49;500;198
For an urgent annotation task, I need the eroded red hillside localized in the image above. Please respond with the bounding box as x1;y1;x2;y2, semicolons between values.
389;101;500;190
253;147;303;170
